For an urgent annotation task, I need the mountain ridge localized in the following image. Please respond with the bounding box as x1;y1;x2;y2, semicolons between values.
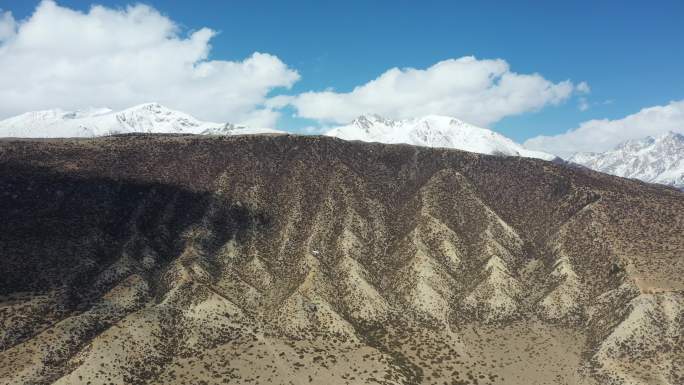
325;114;557;160
3;104;683;189
569;131;684;189
0;103;282;138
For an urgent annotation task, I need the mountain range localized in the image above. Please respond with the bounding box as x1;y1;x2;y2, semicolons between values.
0;103;281;138
1;134;681;385
569;132;684;189
324;114;557;160
1;104;682;189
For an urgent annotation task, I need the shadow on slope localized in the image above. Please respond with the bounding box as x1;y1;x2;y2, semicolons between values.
0;161;268;309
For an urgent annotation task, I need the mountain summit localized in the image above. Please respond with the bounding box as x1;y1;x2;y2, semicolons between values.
569;131;684;189
325;114;557;160
0;103;282;138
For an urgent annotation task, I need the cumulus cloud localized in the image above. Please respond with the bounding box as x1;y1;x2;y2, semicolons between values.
283;56;578;126
0;1;299;127
525;100;684;157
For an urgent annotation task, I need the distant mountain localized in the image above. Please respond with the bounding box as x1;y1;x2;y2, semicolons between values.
569;132;684;189
0;103;282;138
325;114;557;160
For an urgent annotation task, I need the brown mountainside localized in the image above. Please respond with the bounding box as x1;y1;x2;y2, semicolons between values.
0;134;682;385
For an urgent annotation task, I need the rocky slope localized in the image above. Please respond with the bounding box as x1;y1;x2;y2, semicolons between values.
569;132;684;189
326;114;556;160
0;134;682;385
0;103;281;138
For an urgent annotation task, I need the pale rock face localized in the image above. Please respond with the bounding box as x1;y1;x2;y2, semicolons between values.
462;255;524;322
569;132;684;189
537;257;584;321
326;114;557;160
591;293;683;385
0;103;283;137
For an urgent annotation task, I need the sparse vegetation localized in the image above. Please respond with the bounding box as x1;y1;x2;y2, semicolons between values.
0;134;682;384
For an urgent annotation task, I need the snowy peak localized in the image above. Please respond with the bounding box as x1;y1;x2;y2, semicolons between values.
0;103;283;138
614;132;683;152
569;131;684;189
107;103;212;134
326;114;557;160
201;123;282;136
615;136;656;152
350;114;397;130
651;131;684;152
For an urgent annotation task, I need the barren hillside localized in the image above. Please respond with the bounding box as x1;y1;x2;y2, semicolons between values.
1;134;682;385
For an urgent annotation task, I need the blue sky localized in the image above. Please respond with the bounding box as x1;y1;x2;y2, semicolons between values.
1;0;683;150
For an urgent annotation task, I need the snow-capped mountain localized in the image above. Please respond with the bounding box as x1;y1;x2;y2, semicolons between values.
568;132;684;189
325;114;556;160
0;103;282;138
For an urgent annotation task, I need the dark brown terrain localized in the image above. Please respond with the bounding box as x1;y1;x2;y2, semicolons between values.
0;134;682;385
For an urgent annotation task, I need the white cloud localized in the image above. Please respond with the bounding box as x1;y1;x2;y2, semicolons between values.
283;56;578;126
525;100;684;157
576;82;590;111
576;81;591;94
578;97;589;111
0;10;17;42
0;1;299;127
0;2;591;131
